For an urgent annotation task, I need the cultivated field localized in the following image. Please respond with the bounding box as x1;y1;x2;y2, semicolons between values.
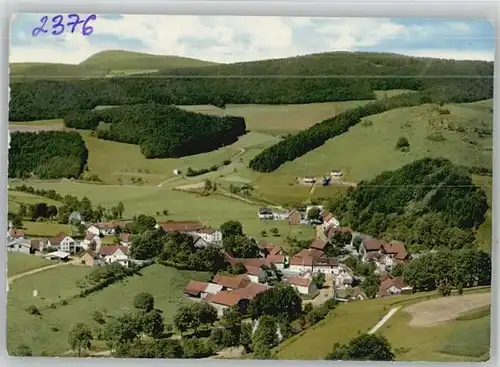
6;263;209;356
277;100;493;181
7;253;55;276
275;288;491;361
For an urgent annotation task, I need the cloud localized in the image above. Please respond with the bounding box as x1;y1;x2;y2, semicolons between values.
9;15;494;64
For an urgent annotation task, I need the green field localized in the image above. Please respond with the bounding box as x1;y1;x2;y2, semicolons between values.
6;263;209;356
275;288;491;361
179;100;372;136
379;305;490;361
7;253;56;276
276;100;493;182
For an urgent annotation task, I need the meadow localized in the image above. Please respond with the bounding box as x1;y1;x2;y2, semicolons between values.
276;100;493;182
7;253;55;276
275;287;491;361
6;263;210;356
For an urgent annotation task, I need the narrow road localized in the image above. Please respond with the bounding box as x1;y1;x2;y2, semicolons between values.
8;260;75;283
368;306;401;334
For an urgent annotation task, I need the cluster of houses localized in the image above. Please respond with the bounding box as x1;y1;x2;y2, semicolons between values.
182;210;415;313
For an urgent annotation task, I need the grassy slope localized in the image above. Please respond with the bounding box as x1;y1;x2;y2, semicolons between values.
276;100;493;181
276;288;491;361
7;253;55;276
6;264;209;356
9;63;106;78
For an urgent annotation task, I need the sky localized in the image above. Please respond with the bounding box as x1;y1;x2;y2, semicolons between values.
9;14;496;64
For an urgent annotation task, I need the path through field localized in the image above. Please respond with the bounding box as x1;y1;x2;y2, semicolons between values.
7;259;75;283
368;306;401;334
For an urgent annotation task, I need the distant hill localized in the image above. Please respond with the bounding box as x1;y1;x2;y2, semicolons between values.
10;50;218;78
79;50;218;72
9;51;493;121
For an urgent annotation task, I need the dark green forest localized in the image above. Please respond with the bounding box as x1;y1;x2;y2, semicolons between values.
9;52;493;121
327;158;489;252
8;131;88;179
87;104;246;158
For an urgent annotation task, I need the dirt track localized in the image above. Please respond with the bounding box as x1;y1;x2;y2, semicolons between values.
9;124;64;132
405;292;491;327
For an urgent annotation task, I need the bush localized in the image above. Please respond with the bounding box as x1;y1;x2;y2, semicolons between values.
395;136;410;150
26;305;41;315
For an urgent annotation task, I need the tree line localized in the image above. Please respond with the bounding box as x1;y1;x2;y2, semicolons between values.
9;52;493;121
8;131;88;179
65;104;246;159
327;158;489;253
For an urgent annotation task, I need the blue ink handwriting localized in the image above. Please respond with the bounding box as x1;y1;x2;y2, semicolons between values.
32;14;97;37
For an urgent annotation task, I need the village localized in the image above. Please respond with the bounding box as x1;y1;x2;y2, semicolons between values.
7;203;415;319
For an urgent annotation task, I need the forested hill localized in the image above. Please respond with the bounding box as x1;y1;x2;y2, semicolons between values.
327;158;489;252
9;52;493;121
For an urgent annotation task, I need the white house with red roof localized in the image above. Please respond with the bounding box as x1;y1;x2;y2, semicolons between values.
321;211;340;230
99;245;130;267
194;227;222;245
48;232;78;254
82;231;102;252
284;276;317;295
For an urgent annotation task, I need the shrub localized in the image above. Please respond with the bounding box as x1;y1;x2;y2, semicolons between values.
395;136;410;150
26;305;41;315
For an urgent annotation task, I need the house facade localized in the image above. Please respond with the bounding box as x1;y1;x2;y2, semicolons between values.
258;207;274;220
100;245;130;267
195;228;223;245
49;233;78;254
79;250;103;266
287;210;302;225
6;239;31;254
82;232;102;252
285;276;317;295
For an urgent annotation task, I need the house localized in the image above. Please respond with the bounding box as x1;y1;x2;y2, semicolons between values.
359;238;387;262
303;177;316;184
95;221;123;236
335;265;354;288
213;274;250;290
79;250;103;266
258;207;274;220
258;241;284;257
195;228;223;245
184;280;223;299
289;248;339;274
273;211;290;220
287;210;302;225
378;275;413;297
30;239;47;253
100;245;130;267
335;287;368;302
381;241;411;265
86;225;101;237
173;169;181;175
43;250;71;261
49;233;78;254
321;212;340;230
120;233;133;247
205;291;250;317
6;238;32;254
284;276;317;295
231;282;270;300
157;221;204;234
243;265;267;283
310;239;329;252
82;232;102;252
7;228;26;240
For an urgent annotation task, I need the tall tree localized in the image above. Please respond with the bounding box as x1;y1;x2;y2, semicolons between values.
68;323;93;357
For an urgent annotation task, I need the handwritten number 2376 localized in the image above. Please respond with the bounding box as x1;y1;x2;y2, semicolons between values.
32;14;97;37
